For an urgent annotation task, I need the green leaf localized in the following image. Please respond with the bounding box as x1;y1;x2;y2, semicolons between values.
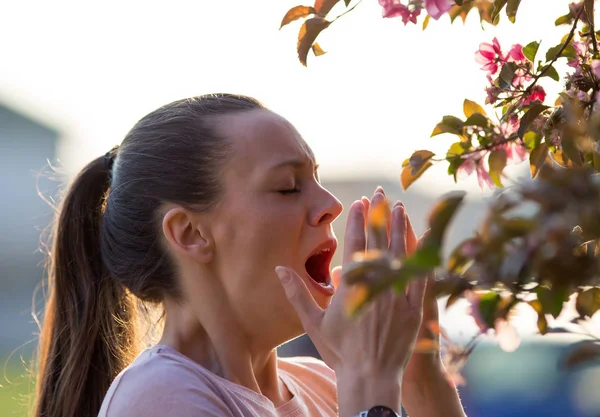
431;116;464;137
280;5;317;29
545;43;577;62
523;131;542;149
506;0;521;23
464;113;488;127
447;156;465;182
478;292;502;329
522;41;540;63
498;62;517;89
555;13;573;26
403;246;441;269
529;142;549;178
296;17;331;66
425;192;466;250
491;0;508;22
447;141;470;157
537;286;568;319
400;150;435;190
344;0;352;6
463;99;487;118
576;288;600;318
528;300;548;334
541;65;560;81
561;132;584;166
518;103;549;138
488;149;507;187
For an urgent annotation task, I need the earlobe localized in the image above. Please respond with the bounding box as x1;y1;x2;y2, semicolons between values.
162;207;214;263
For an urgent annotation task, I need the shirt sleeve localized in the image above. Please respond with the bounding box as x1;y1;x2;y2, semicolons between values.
101;361;236;417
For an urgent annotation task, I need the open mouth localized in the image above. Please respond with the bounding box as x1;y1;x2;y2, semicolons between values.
304;240;336;290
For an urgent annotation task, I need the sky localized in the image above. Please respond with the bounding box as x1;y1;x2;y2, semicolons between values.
0;0;569;195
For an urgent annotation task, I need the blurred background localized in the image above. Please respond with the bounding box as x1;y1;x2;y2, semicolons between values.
1;0;600;416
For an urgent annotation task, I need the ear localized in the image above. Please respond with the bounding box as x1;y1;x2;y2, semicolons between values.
162;207;213;263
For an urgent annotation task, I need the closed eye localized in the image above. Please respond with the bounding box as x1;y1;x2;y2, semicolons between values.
278;188;300;195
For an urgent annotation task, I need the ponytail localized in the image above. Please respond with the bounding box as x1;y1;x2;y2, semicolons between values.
34;154;138;417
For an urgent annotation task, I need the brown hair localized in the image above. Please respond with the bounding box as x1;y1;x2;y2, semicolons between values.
34;94;263;417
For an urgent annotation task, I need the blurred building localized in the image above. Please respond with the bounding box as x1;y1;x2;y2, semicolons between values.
0;102;58;355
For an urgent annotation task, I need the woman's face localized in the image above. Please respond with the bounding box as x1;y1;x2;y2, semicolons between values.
207;109;343;347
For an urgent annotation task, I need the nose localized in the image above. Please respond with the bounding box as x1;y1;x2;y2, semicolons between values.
309;185;343;227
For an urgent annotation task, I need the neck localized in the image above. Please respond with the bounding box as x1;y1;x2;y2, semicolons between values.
159;297;293;407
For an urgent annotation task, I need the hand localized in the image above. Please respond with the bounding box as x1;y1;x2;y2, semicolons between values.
275;187;426;380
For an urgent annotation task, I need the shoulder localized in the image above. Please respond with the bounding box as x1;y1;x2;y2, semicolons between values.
278;355;337;385
99;346;233;417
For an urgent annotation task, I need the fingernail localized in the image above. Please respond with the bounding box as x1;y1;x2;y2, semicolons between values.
394;201;404;209
352;200;364;214
375;186;385;196
275;267;291;285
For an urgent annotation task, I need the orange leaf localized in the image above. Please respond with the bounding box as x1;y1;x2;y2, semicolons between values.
426;320;441;336
401;150;435;190
280;5;317;29
297;17;331;66
314;0;340;16
414;338;441;353
312;42;326;56
352;249;385;262
368;198;389;231
345;284;368;316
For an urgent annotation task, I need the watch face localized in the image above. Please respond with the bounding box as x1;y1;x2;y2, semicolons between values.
367;405;399;417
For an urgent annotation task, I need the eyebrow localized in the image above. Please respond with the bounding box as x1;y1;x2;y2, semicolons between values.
269;158;320;173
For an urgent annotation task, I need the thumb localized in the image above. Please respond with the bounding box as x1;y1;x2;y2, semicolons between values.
275;266;323;331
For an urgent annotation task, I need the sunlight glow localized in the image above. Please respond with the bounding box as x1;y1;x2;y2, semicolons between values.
0;0;567;194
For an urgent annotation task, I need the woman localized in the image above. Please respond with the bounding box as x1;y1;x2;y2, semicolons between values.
34;94;465;417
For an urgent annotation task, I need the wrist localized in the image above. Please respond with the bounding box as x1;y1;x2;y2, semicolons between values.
401;365;465;417
336;369;403;417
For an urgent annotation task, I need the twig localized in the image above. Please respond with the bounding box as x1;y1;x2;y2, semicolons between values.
525;8;583;95
585;0;598;55
330;0;363;25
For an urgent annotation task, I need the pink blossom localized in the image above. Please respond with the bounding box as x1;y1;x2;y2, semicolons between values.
484;75;500;104
495;319;521;352
505;142;528;164
424;0;454;20
568;41;589;67
566;86;589;102
512;68;532;88
506;44;526;63
500;114;519;136
570;2;584;17
548;130;561;147
592;60;600;79
475;38;504;75
466;291;489;332
379;0;421;24
523;85;546;105
379;0;407;18
476;164;494;190
458;157;494;190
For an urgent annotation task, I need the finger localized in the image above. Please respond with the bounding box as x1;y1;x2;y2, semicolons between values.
367;190;389;251
389;202;407;260
276;266;323;331
361;196;370;231
407;274;427;311
405;211;419;255
343;200;366;265
331;266;342;290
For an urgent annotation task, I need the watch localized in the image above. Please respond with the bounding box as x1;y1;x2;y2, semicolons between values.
357;405;400;417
